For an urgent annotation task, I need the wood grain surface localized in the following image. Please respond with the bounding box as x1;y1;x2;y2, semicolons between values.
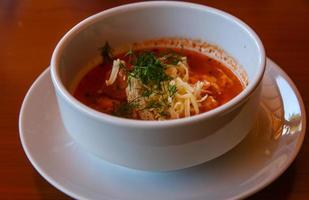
1;0;308;199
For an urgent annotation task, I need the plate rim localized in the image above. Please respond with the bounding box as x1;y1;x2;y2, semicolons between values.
18;67;84;199
233;58;306;199
18;58;307;200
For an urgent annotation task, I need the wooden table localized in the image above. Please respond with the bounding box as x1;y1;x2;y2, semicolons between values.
1;0;308;199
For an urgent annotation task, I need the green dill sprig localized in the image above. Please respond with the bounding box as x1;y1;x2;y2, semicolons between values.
125;48;136;65
119;62;129;74
145;100;162;109
142;89;152;97
114;101;139;118
168;84;177;97
128;52;170;88
125;48;135;57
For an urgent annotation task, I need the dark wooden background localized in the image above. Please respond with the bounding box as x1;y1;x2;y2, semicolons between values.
1;0;308;199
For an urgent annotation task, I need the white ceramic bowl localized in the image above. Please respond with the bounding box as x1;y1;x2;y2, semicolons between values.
50;1;265;171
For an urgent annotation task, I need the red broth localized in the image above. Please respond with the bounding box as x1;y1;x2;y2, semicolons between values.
73;48;244;119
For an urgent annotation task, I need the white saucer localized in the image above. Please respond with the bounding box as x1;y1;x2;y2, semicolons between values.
19;58;306;200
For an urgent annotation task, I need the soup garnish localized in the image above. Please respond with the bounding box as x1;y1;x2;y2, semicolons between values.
74;42;244;120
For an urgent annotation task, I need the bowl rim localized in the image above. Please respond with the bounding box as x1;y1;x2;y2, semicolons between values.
50;1;266;128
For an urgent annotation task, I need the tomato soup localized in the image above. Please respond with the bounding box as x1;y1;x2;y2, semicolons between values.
74;46;243;120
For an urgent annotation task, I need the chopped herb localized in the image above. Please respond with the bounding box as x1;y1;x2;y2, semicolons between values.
128;52;170;88
145;100;162;109
127;76;132;90
159;111;169;117
142;89;152;97
119;62;128;74
114;101;139;118
168;84;177;97
125;48;135;57
125;48;136;65
100;42;113;65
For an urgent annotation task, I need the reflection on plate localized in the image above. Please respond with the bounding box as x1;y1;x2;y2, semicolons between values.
19;58;306;200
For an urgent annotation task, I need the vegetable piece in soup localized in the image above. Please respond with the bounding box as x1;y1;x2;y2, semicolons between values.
73;45;243;120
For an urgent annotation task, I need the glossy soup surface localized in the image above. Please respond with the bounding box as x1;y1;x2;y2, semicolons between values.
74;47;244;120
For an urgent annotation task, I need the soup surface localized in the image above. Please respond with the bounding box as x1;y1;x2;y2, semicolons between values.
74;44;243;120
